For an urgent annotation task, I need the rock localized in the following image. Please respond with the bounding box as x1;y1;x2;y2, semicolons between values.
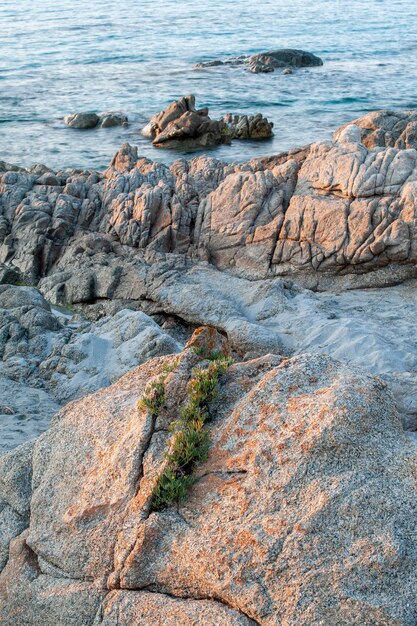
223;113;274;139
0;531;104;626
248;61;275;74
64;111;129;130
99;111;128;128
334;109;417;150
195;48;323;73
0;285;182;451
0;264;21;285
249;48;323;69
0;441;33;570
95;590;255;625
143;95;230;150
282;66;293;75
142;95;197;139
4;112;417;288
1;333;416;624
64;112;100;129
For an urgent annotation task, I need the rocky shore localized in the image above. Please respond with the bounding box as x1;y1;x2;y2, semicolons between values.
1;109;417;625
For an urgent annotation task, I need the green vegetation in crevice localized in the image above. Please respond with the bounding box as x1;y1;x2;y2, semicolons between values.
150;355;232;512
138;359;179;418
192;345;228;361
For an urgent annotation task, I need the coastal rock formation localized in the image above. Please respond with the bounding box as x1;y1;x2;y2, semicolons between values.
64;111;128;129
0;284;181;452
195;48;323;73
143;95;274;148
1;331;416;624
222;113;273;139
142;95;230;150
3;110;417;289
64;112;100;129
334;109;417;150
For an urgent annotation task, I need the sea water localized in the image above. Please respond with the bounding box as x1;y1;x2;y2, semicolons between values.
0;0;416;167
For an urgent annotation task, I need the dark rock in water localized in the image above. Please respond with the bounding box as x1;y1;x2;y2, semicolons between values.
99;111;129;128
195;48;323;73
63;112;100;129
247;61;275;74
249;49;323;69
64;111;129;130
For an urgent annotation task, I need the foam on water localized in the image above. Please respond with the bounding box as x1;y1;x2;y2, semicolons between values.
0;0;416;169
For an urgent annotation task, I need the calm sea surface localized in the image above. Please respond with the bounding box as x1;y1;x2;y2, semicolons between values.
0;0;417;169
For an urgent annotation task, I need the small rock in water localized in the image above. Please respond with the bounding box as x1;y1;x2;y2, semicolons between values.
64;112;100;129
99;111;129;128
195;48;323;73
64;111;129;129
282;66;293;75
0;406;15;415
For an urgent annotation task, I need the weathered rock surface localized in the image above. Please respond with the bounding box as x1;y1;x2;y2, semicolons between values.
195;48;323;73
334;109;417;150
142;95;230;150
64;112;100;129
64;111;128;129
143;95;274;148
1;331;416;624
0;284;181;452
95;590;255;625
4;110;417;290
2;111;417;449
223;113;273;139
0;441;33;570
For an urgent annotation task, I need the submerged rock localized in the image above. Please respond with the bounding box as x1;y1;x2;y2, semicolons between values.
249;48;323;69
64;111;128;129
99;111;129;128
0;331;416;624
64;112;100;129
195;48;323;73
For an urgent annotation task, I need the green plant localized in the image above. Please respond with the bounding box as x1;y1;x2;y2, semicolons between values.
160;358;180;374
150;356;232;511
192;346;226;361
138;377;166;418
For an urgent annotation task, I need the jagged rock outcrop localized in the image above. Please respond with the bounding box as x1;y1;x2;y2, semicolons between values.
334;109;417;150
143;95;274;148
195;48;323;73
142;95;230;150
1;330;416;625
222;113;273;139
64;111;128;129
0;284;181;452
3;110;417;291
